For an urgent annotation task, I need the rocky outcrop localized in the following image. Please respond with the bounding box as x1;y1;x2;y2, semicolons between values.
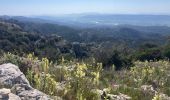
0;63;53;100
11;84;51;100
0;63;30;88
141;85;170;100
157;93;170;100
0;88;21;100
140;85;156;95
108;93;131;100
93;89;131;100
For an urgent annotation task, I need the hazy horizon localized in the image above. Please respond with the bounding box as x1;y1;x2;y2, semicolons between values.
0;0;170;16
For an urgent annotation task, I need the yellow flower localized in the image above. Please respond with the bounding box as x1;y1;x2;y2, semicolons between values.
148;69;153;74
152;94;161;100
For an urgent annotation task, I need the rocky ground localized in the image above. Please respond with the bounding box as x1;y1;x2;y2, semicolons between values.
0;63;55;100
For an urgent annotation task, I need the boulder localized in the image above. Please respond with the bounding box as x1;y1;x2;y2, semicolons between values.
0;63;30;88
11;84;52;100
92;89;131;100
140;85;156;95
108;93;131;100
159;93;170;100
0;63;55;100
0;88;21;100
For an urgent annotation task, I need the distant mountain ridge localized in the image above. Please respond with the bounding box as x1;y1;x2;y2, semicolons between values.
0;15;170;44
32;14;170;27
1;14;170;28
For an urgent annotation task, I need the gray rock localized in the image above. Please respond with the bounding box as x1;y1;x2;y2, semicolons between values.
92;89;131;100
159;93;170;100
11;84;52;100
0;63;30;88
0;88;21;100
140;85;156;95
0;63;55;100
108;93;131;100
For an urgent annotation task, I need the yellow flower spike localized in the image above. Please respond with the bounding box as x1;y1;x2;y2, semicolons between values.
41;58;50;73
74;63;86;78
152;94;161;100
148;69;153;74
27;53;33;60
61;56;65;64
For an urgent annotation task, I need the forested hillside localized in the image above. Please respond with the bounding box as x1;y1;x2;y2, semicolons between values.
1;17;170;69
0;16;170;99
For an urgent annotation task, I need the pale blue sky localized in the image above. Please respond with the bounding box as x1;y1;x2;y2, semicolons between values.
0;0;170;16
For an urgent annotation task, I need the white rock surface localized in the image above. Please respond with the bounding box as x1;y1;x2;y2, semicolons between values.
0;88;21;100
11;84;51;100
0;63;54;100
0;63;30;88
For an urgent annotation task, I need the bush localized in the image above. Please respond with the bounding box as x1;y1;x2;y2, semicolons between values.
1;53;170;99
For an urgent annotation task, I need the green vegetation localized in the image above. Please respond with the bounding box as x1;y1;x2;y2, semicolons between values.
1;19;170;70
0;53;170;100
1;17;170;99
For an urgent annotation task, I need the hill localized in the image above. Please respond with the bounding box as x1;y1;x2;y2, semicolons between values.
33;14;170;27
1;15;170;99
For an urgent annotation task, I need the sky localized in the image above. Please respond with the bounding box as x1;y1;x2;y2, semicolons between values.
0;0;170;16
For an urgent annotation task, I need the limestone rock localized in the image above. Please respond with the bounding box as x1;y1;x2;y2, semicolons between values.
141;85;156;95
0;63;30;88
0;88;21;100
92;89;131;100
11;84;52;100
0;63;55;100
159;93;170;100
108;93;131;100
